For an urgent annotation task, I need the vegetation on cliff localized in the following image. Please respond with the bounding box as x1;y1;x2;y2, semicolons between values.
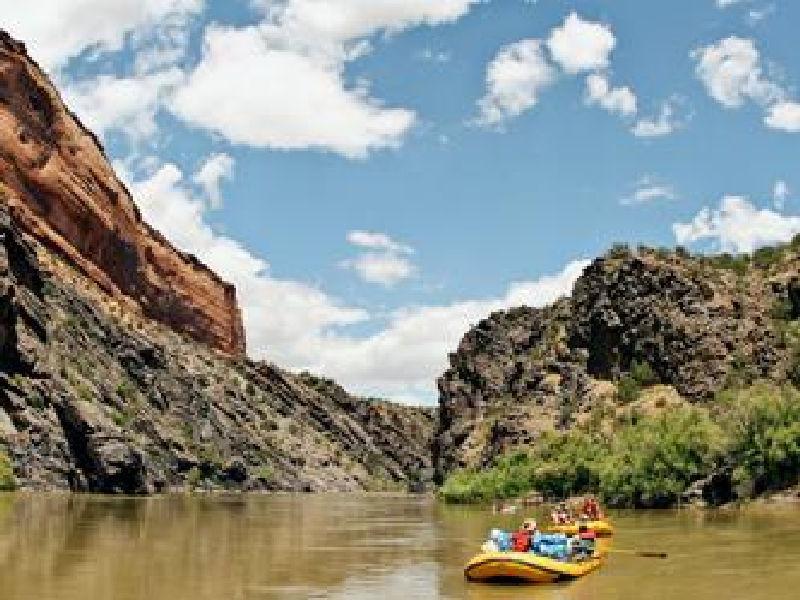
440;383;800;507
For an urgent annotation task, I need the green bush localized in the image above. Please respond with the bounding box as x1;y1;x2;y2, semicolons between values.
527;433;606;499
608;243;631;259
788;349;800;388
439;433;607;504
186;467;203;490
616;376;640;404
438;453;535;504
629;360;659;386
116;379;137;402
615;360;658;404
599;408;724;507
707;252;750;276
253;466;274;482
717;384;800;495
769;298;794;321
0;449;16;491
440;407;724;507
752;246;784;270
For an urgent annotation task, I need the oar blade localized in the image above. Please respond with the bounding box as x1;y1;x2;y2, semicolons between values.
637;552;668;559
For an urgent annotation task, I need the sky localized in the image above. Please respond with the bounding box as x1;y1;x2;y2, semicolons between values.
2;0;800;405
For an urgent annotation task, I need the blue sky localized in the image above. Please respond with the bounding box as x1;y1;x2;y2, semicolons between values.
3;0;800;404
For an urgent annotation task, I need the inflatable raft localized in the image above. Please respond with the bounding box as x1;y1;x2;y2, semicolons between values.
549;520;614;537
464;551;603;584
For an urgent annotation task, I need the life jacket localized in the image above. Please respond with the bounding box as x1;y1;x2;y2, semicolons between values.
511;530;531;552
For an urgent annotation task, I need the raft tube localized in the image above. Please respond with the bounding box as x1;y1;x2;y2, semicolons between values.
464;551;603;584
548;520;614;537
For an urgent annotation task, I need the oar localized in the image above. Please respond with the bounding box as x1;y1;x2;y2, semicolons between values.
607;549;668;559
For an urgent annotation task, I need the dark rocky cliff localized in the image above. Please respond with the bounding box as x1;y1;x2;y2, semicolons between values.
0;204;434;493
434;245;800;481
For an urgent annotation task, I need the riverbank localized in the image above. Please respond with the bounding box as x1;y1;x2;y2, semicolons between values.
439;382;800;508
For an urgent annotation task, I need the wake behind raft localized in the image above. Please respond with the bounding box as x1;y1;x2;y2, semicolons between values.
464;520;614;584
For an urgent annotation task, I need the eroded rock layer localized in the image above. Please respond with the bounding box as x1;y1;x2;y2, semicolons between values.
0;30;245;355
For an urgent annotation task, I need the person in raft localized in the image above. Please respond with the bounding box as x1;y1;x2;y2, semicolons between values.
511;519;538;552
551;502;571;524
580;496;603;521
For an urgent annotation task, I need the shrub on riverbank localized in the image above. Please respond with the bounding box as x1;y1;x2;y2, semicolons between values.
598;408;724;507
717;384;800;496
440;385;800;507
0;449;16;491
438;432;606;504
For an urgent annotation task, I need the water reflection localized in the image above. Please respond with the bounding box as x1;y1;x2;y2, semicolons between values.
1;493;799;599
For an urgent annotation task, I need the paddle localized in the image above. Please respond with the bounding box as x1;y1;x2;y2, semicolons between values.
607;549;668;559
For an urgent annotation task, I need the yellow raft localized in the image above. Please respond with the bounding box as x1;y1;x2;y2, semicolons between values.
548;520;615;537
464;551;603;584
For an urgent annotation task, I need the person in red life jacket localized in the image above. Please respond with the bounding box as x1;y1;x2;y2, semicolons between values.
512;519;537;552
581;496;603;521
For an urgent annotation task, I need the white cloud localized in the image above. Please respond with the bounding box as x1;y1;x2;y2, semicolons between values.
546;12;616;75
773;180;790;209
340;253;417;287
61;68;184;142
346;230;414;254
170;1;478;157
171;24;415;158
716;0;747;7
693;37;800;133
621;176;677;205
476;39;556;126
48;3;201;147
0;0;203;69
340;230;416;287
764;101;800;132
632;98;684;137
673;195;800;253
132;12;195;73
584;73;637;118
193;153;235;208
249;0;478;50
476;13;680;137
692;36;783;108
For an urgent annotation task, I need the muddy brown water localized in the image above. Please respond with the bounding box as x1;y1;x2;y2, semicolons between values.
1;493;799;599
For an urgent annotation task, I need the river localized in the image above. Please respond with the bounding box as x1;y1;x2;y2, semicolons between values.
1;493;799;599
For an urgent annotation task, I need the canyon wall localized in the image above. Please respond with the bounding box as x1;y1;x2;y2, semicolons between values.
1;202;435;492
435;245;799;480
0;31;245;355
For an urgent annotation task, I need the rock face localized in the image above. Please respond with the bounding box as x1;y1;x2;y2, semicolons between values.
0;203;435;493
435;247;795;480
0;30;245;355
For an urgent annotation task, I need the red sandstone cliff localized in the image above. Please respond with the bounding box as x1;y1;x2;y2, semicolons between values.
0;31;245;355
